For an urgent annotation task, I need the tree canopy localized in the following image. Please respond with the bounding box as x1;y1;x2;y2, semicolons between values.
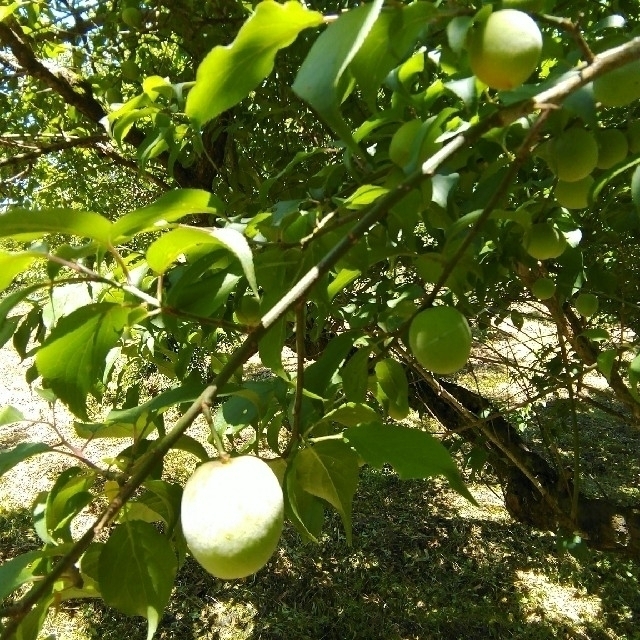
1;1;640;638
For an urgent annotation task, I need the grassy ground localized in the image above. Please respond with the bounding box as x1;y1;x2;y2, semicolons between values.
2;467;638;640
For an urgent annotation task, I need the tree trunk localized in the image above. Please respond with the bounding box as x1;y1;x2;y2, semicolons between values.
407;369;640;559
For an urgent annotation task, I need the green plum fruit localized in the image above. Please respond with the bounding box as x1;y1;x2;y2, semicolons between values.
531;277;556;300
594;59;640;108
466;9;543;90
523;223;567;260
574;293;599;318
408;306;472;375
547;128;598;182
181;456;284;580
555;175;593;210
595;128;628;169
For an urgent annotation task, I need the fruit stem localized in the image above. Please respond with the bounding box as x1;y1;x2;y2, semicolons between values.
202;402;230;462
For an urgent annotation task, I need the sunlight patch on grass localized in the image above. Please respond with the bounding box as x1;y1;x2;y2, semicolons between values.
515;569;601;625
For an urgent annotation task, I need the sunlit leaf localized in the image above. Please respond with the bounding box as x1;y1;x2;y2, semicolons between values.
186;1;323;126
295;440;360;543
0;442;52;479
345;422;475;503
293;0;384;158
110;189;225;242
0;550;43;601
146;226;258;294
0;208;112;244
36;303;133;418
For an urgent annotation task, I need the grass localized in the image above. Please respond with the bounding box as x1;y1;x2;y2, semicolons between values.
2;468;639;640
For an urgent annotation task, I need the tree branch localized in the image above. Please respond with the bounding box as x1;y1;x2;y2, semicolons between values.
0;134;107;170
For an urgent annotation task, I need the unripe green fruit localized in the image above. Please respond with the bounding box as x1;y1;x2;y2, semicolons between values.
121;7;142;29
547;128;598;182
574;293;598;318
181;456;284;580
501;0;555;11
595;129;628;169
523;223;567;260
627;121;640;153
593;59;640;107
235;296;261;326
530;277;555;300
121;60;140;82
104;87;122;104
555;175;593;210
408;307;472;375
466;9;542;90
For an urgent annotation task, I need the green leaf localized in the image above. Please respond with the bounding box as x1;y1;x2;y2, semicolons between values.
124;481;183;530
591;155;640;203
292;0;384;159
14;594;53;640
0;405;25;426
146;226;258;295
305;332;357;397
295;440;360;543
340;349;370;403
45;467;95;542
0;208;112;244
104;375;204;427
259;317;289;379
166;271;241;318
186;1;323;127
284;460;325;543
349;2;438;110
0;2;23;22
631;164;640;211
99;520;178;640
597;349;617;381
0;442;52;479
111;189;225;242
0;251;43;292
344;422;475;503
35;303;132;418
322;402;379;428
0;550;43;601
171;434;210;462
327;268;360;301
628;353;640;402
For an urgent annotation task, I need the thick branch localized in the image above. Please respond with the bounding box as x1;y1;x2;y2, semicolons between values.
0;20;105;123
0;134;106;170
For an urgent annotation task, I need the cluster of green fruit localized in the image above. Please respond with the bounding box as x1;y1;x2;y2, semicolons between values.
536;125;635;211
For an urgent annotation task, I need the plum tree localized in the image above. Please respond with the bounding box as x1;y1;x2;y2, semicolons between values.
466;9;543;90
181;456;284;580
408;307;472;375
2;2;640;638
